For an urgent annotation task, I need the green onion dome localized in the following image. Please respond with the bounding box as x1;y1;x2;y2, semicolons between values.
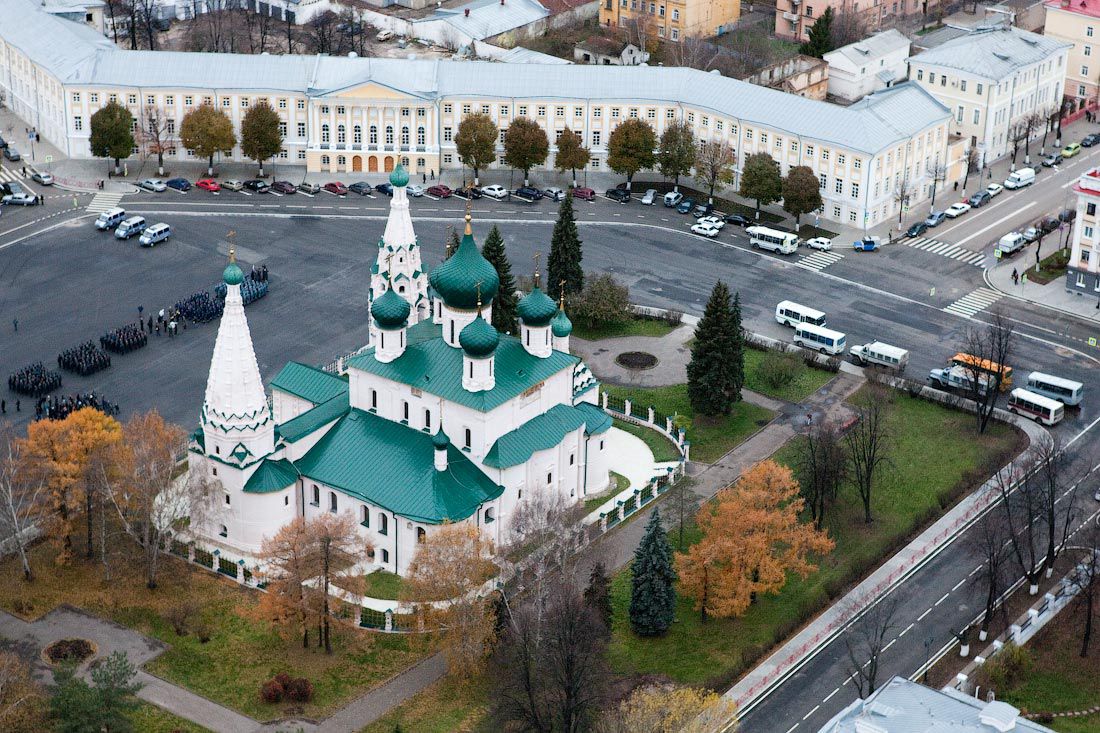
389;163;409;188
428;217;500;310
223;250;244;286
432;426;450;449
371;288;411;330
459;315;499;358
517;287;558;327
551;307;573;337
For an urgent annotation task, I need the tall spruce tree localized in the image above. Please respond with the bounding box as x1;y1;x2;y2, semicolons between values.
444;227;459;260
730;291;745;402
548;194;584;297
482;225;518;334
629;509;676;637
687;281;738;416
800;7;835;58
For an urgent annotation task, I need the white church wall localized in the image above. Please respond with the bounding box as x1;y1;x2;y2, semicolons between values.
271;389;314;424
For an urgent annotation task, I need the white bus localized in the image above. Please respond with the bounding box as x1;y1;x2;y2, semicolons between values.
1025;372;1083;407
775;301;826;328
747;226;800;255
1007;388;1064;426
794;323;846;355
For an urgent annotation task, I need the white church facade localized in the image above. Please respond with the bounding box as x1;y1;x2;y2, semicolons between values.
187;164;610;576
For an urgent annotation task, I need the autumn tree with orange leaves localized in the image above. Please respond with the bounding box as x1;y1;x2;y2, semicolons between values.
676;461;834;622
256;517;318;649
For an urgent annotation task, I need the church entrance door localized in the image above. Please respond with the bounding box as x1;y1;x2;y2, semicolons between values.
368;156;378;173
352;155;362;172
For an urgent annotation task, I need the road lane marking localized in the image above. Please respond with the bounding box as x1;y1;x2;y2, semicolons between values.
918;608;933;621
971;564;982;576
935;593;950;606
899;622;914;637
785;725;799;733
802;706;819;721
952;578;967;592
883;638;897;651
954;201;1037;247
823;688;840;703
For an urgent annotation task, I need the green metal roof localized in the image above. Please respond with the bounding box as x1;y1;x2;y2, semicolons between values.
348;320;578;413
459;315;499;358
270;361;350;406
517;287;557;327
295;408;503;524
483;403;610;469
428;226;499;310
390;163;409;187
244;458;298;494
278;391;350;443
372;288;411;330
551;308;573;337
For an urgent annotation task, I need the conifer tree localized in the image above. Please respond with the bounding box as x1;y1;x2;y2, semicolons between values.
584;561;614;633
730;291;745;402
800;7;835;58
687;281;739;416
444;227;459;260
482;225;518;334
549;194;584;297
629;509;676;637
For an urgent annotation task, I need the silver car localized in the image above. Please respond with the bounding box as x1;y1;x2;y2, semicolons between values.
139;178;167;192
30;171;53;186
640;188;657;205
407;184;425;197
2;192;37;206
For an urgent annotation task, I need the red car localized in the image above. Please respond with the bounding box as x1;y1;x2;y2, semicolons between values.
426;184;452;198
572;186;595;201
323;181;348;196
196;178;221;192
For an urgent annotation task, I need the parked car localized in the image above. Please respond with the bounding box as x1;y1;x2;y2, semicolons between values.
696;215;725;230
298;182;321;194
724;213;751;227
1042;152;1063;167
997;232;1027;256
514;186;543;200
944;202;971;218
606;188;631;203
544;187;566;202
405;183;424;197
138;223;171;247
924;211;946;227
195;178;221;192
967;190;991;208
640;189;657;205
1059;208;1077;223
244;179;270;193
271;181;297;194
30;171;53;186
348;182;373;196
456;185;482;199
1083;134;1100;148
663;191;683;207
375;182;394;196
805;236;832;250
853;236;882;251
1039;215;1061;234
426;184;453;198
676;198;696;214
986;182;1004;197
0;135;7;149
906;221;929;238
572;186;595;201
690;222;722;238
2;192;37;206
139;178;167;192
3;147;21;161
481;184;509;200
1062;142;1082;158
323;181;348;196
166;177;191;191
222;180;245;191
692;202;715;218
1021;226;1041;243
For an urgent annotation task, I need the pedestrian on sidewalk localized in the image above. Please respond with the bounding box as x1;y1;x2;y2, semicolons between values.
430;169;435;180
1012;268;1019;285
1022;273;1028;285
422;172;427;184
12;318;17;332
21;166;25;177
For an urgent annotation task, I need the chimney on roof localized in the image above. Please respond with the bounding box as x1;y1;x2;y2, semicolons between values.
465;7;470;15
1061;0;1070;7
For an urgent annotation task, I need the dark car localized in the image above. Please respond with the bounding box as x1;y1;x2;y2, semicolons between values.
375;183;394;197
1042;152;1063;167
298;182;321;194
3;147;20;161
606;188;631;203
906;221;929;238
924;210;946;227
967;190;991;208
692;202;715;218
0;135;7;149
244;179;270;193
572;187;595;201
455;185;482;199
426;184;453;198
1084;134;1100;148
676;197;696;214
724;213;751;227
1059;208;1077;223
166;177;191;191
271;181;297;194
514;186;543;200
1038;215;1061;234
348;182;373;196
323;181;348;196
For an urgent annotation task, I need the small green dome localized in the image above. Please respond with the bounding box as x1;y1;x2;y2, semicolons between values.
551;307;573;337
432;427;450;449
459;315;499;358
223;261;244;286
429;221;500;310
389;164;409;188
517;287;558;327
371;289;411;330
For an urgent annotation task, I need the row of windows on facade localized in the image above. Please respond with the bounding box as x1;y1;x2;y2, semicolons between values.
320;124;426;146
617;0;681;21
915;57;1062;94
72;91;308;110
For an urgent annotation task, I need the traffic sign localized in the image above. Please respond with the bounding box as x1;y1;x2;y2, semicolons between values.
45;155;53;163
1090;337;1097;348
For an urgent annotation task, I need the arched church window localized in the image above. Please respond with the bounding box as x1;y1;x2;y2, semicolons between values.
379;513;389;535
464;428;472;448
337;155;346;166
337;124;346;143
416;527;426;544
417;127;425;146
360;506;369;526
329;492;338;513
353;125;362;144
484;507;495;524
385;126;394;144
400;127;409;146
424;409;431;429
219;524;228;537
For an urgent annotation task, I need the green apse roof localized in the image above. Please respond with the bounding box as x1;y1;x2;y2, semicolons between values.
371;288;411;330
348;320;578;413
243;458;298;494
270;362;350;405
551;307;573;337
517;286;557;327
389;163;409;188
277;391;350;443
295;408;503;524
484;402;612;469
428;220;499;310
459;315;499;358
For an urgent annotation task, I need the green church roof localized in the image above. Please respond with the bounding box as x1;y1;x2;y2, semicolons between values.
270;362;350;406
484;402;611;469
389;163;409;188
459;315;499;358
278;391;350;443
223;261;244;286
428;220;499;310
295;408;503;524
551;308;573;337
243;458;299;494
517;287;557;327
348;320;578;413
432;426;450;448
372;288;411;330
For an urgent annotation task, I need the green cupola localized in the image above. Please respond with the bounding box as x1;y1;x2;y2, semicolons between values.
223;249;244;286
371;287;411;330
389;163;409;188
429;215;500;310
432;426;450;449
459;314;499;358
551;307;573;337
517;271;558;327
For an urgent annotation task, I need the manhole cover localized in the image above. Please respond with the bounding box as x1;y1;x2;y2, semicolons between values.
615;351;658;370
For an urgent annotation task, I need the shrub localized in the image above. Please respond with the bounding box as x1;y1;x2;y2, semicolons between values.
191;619;212;644
986;643;1033;692
260;679;284;703
164;601;198;636
664;309;684;326
572;274;631;328
273;673;292;689
755;349;803;390
285;677;314;703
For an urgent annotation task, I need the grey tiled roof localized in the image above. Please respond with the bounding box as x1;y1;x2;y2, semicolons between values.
908;25;1072;80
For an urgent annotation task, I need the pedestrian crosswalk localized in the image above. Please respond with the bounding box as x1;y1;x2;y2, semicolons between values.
87;191;123;213
0;166;25;184
796;250;844;272
901;236;986;267
943;287;1003;318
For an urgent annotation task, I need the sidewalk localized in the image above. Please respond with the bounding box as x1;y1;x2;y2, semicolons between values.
986;250;1100;323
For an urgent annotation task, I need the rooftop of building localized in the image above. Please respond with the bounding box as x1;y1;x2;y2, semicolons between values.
270;361;350;406
1045;0;1100;17
823;29;910;66
908;25;1072;79
496;46;572;64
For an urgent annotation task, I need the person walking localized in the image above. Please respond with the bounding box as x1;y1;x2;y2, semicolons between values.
12;318;17;332
1;400;5;414
430;169;435;180
1012;268;1018;285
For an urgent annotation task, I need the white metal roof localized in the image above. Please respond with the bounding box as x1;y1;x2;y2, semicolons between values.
420;0;548;40
908;25;1071;81
496;46;572;65
824;29;910;67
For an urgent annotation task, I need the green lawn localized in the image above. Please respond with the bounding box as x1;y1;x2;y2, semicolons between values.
605;385;776;464
362;570;404;600
584;471;630;513
1025;247;1070;285
130;703;212;733
572;317;676;341
359;675;490;733
608;390;1022;686
743;347;836;403
613;418;681;463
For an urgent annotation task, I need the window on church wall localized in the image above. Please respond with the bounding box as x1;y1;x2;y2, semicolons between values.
285;496;289;506
465;428;472;448
312;485;320;506
211;466;217;476
417;527;426;544
484;507;495;524
219;524;228;537
547;472;553;486
225;494;231;505
469;361;474;378
379;513;389;535
424;409;431;429
361;506;369;526
329;492;338;513
382;549;390;563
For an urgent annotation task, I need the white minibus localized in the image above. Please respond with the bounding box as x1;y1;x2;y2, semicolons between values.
747;226;799;255
1025;372;1083;407
775;301;826;328
1007;388;1064;426
794;323;846;355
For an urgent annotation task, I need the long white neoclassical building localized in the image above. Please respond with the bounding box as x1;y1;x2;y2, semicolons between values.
189;164;609;575
3;0;961;227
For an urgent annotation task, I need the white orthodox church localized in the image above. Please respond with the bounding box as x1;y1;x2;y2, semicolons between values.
187;165;610;576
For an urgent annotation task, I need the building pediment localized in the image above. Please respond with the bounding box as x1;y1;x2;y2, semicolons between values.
323;82;424;102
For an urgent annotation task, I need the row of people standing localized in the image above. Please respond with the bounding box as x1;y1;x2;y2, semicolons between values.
35;392;118;421
58;341;111;376
8;362;62;397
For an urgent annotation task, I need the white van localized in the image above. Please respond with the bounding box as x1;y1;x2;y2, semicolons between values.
794;323;846;355
1004;167;1035;190
95;207;126;231
663;191;683;207
928;365;991;395
997;232;1027;255
376;29;394;41
775;300;826;328
849;341;909;371
114;215;147;240
139;222;171;247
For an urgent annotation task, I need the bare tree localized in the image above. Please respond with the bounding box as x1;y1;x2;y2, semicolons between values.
844;595;901;698
959;310;1014;434
925;156;947;212
621;16;656;60
830;7;866;49
844;386;892;524
1022;111;1044;163
307;11;342;55
132;0;160;50
893;175;916;225
694;140;736;205
796;421;848;530
0;429;44;582
968;512;1011;640
722;30;777;77
138;106;173;176
103;0;132;44
506;489;586;562
1068;519;1100;657
664;477;701;552
667;36;724;72
1010;121;1029;168
961;146;981;195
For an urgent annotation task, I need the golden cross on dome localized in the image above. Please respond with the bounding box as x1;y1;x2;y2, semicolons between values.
533;252;542;288
475;280;483;315
559;280;566;307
